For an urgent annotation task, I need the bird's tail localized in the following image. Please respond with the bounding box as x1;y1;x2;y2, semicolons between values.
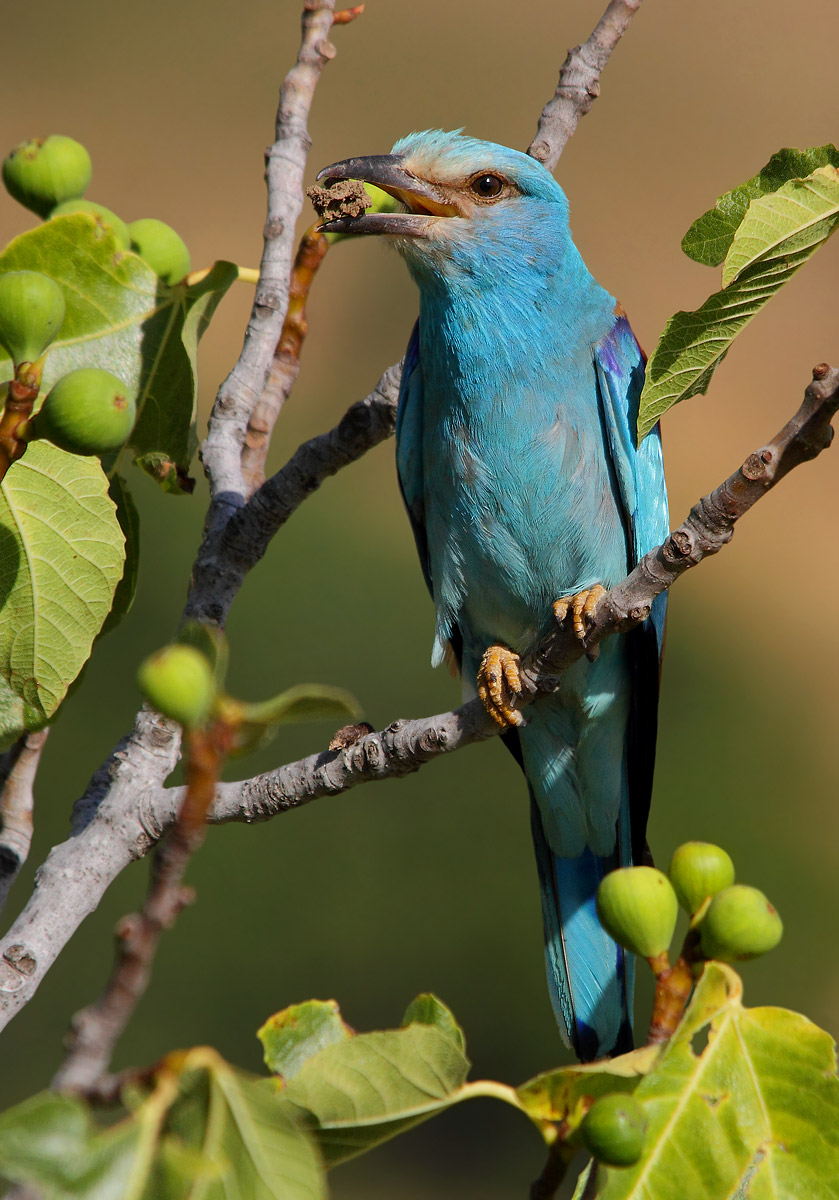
528;790;634;1061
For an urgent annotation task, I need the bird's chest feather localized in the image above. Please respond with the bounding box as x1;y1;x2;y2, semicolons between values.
419;312;629;656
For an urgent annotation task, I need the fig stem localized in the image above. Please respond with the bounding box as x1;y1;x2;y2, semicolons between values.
646;950;695;1045
0;378;40;481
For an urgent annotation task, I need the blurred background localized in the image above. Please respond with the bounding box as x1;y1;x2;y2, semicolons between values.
1;0;837;1195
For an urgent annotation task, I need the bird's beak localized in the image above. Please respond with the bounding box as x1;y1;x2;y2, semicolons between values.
315;154;462;237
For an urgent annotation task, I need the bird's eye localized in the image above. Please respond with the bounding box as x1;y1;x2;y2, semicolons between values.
470;173;505;199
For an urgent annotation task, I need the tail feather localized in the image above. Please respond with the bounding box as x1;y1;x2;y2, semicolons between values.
529;794;634;1060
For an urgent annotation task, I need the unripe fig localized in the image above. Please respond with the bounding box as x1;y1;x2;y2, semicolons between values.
3;135;92;218
50;200;130;249
137;645;216;728
581;1094;647;1168
127;218;191;284
30;368;136;455
669;842;735;916
0;271;65;366
699;885;783;962
596;867;678;959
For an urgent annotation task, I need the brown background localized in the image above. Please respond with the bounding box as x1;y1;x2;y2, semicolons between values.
1;2;837;1196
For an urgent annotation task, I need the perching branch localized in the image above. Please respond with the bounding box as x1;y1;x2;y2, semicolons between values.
527;0;644;170
116;363;839;833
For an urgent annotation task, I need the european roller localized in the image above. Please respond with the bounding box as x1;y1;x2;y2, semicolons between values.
317;131;668;1061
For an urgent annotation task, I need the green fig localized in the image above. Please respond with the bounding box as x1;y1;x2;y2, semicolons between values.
127;218;191;284
699;885;783;962
596;867;679;959
0;271;65;367
137;645;216;728
50;200;130;249
29;368;136;455
3;135;92;218
581;1094;647;1168
669;841;735;916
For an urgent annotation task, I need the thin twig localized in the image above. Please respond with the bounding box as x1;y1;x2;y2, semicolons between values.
53;723;231;1095
0;730;49;916
241;225;331;493
527;0;644;170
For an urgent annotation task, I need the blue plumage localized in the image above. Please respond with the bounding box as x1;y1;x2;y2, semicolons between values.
317;131;669;1059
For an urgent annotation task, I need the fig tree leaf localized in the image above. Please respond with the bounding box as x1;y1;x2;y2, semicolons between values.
593;963;839;1199
516;1045;660;1124
0;1049;325;1200
682;144;839;266
259;1000;352;1080
0;440;124;744
637;166;839;439
0;1091;147;1198
230;684;360;756
0;217;237;494
278;1015;471;1165
401;993;466;1052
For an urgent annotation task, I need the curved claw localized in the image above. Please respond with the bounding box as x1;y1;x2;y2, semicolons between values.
553;584;607;644
477;644;524;728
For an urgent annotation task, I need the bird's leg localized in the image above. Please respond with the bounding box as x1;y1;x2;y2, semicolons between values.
553;584;607;649
477;644;524;728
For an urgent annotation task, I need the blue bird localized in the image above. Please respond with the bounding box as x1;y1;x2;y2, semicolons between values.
317;131;668;1061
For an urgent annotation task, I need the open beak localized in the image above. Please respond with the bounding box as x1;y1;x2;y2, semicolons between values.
315;154;462;237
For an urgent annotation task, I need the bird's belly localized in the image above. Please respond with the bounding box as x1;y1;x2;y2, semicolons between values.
426;414;628;658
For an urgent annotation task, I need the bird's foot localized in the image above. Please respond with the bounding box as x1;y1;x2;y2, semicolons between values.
553;585;607;656
477;644;524;728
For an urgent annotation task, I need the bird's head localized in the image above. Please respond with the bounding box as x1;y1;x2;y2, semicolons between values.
315;130;573;286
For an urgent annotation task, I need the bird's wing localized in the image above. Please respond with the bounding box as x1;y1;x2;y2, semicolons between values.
594;310;669;860
395;322;432;593
594;310;669;648
396;323;464;672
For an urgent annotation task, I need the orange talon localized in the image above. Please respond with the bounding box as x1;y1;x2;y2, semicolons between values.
477;644;524;728
553;584;607;642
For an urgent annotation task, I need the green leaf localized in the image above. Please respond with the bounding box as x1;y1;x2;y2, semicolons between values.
0;440;124;743
230;683;360;757
101;473;140;635
637;166;839;439
166;1053;325;1200
278;1010;472;1165
401;993;467;1052
593;963;839;1199
682;144;839;266
0;1091;148;1199
175;621;229;688
516;1045;661;1125
0;1050;325;1200
0;217;237;493
259;1000;352;1080
721;166;839;285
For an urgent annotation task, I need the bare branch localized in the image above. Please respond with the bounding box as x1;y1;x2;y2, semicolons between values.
0;730;49;916
53;726;230;1095
527;0;644;170
187;361;402;623
199;0;339;532
240;226;331;493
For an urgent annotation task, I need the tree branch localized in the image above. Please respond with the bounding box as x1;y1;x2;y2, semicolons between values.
122;363;839;834
527;0;644;170
0;730;49;917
